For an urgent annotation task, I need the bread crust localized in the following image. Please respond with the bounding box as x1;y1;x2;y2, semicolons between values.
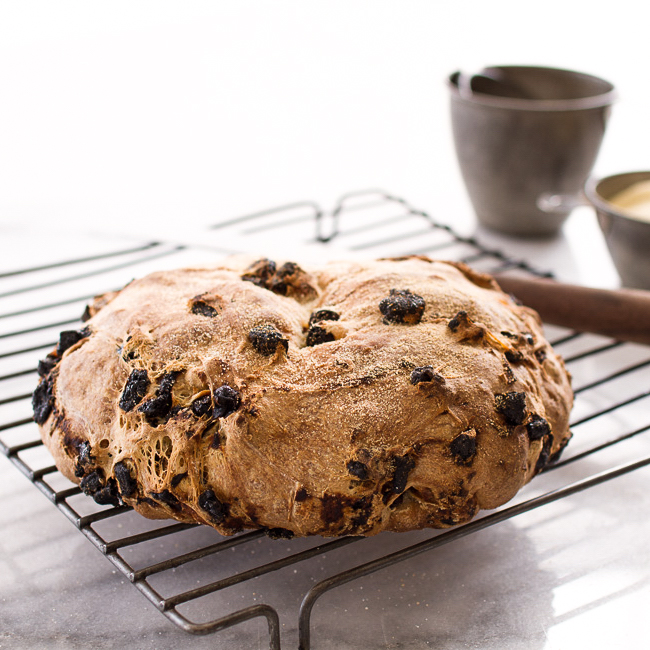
33;256;573;537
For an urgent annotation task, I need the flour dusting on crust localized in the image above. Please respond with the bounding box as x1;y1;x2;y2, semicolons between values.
33;256;573;537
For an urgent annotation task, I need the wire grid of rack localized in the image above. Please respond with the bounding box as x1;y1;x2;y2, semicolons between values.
1;190;650;649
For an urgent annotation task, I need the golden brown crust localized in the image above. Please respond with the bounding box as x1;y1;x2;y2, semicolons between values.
33;256;573;537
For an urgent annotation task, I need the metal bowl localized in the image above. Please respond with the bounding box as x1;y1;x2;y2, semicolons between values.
585;171;650;289
448;65;616;237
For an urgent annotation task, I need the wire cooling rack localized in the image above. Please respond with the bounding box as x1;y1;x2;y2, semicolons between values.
1;190;650;649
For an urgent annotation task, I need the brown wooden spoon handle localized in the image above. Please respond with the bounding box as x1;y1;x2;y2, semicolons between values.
493;274;650;346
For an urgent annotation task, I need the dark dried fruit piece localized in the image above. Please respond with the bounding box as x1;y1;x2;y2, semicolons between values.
270;262;317;300
93;479;120;507
448;310;485;342
80;470;104;495
535;434;555;473
248;325;289;356
266;261;301;293
37;354;59;377
410;366;444;385
138;372;178;424
32;375;54;425
119;369;150;412
448;310;470;332
171;472;188;488
114;461;137;497
80;471;121;506
495;391;527;425
190;300;218;318
137;496;159;508
535;348;547;363
390;454;416;495
74;440;94;478
350;495;374;529
150;489;182;511
276;261;299;278
306;325;335;347
191;394;212;417
198;489;228;523
309;309;340;326
268;278;288;296
242;259;317;301
265;527;294;540
213;385;241;419
56;327;91;356
379;289;425;325
347;460;369;480
526;414;551;441
241;258;277;287
450;432;477;464
548;434;571;465
505;350;523;364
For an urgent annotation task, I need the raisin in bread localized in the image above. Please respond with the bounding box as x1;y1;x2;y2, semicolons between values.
33;256;573;537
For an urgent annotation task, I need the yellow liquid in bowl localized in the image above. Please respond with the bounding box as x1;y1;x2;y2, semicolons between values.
608;180;650;223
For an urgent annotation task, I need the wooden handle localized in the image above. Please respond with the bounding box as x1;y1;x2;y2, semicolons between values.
493;273;650;346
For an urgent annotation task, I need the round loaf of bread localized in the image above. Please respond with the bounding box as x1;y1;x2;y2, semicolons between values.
33;256;572;537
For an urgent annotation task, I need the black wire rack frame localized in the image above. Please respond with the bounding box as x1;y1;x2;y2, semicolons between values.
1;190;649;650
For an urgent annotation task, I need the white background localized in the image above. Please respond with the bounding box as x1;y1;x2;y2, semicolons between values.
1;0;649;258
